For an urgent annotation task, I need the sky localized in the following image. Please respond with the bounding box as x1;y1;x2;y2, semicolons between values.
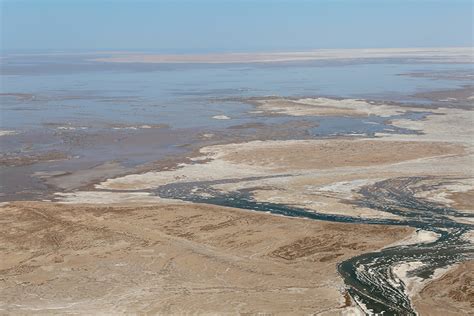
1;0;473;52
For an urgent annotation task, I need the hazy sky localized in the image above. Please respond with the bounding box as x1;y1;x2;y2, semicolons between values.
1;0;473;52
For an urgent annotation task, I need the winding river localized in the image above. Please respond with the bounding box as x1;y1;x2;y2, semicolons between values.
153;175;474;315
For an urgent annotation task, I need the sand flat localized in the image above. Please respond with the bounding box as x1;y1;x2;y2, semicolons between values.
247;97;411;117
213;139;464;172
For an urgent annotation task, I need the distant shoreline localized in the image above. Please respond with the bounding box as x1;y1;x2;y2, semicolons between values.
89;47;474;64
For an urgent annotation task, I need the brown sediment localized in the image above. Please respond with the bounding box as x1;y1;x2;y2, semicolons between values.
270;236;354;261
413;261;474;316
412;85;474;108
0;201;413;314
448;189;474;211
217;139;464;172
0;151;69;167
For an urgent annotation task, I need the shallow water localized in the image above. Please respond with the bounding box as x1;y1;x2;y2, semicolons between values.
1;53;469;130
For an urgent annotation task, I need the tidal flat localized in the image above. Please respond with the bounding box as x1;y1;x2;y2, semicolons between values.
0;49;473;314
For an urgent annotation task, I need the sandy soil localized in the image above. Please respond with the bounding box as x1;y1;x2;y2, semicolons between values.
413;261;474;315
246;97;415;117
0;201;413;314
449;189;474;211
91;47;474;64
212;139;463;172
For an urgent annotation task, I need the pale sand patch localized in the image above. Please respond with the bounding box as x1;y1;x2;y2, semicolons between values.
340;306;366;316
381;108;474;145
310;179;377;196
393;261;426;296
385;229;441;248
96;158;271;191
0;130;17;136
54;191;176;205
392;262;455;299
251;97;411;117
110;123;168;130
414;178;474;213
461;230;474;243
212;115;231;120
0;202;413;314
36;161;128;191
56;126;88;131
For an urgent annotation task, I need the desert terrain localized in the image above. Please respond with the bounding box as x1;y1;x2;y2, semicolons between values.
0;202;412;314
413;261;473;316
